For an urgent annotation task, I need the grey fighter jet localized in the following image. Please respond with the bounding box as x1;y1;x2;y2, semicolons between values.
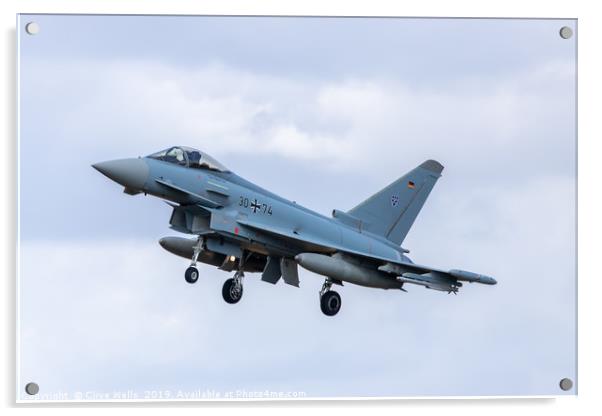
93;146;496;316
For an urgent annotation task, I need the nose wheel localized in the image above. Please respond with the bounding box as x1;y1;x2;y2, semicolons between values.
184;266;199;284
319;279;341;316
184;236;204;284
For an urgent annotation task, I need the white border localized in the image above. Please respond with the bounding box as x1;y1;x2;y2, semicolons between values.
15;11;21;410
3;0;600;413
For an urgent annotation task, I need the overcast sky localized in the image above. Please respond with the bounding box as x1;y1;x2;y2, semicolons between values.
18;15;576;400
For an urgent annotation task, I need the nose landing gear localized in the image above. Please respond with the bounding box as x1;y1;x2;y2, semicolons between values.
184;236;204;284
184;266;199;284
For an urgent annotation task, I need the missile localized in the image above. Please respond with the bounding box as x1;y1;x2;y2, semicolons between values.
449;269;497;285
295;252;402;289
379;261;496;287
399;272;460;292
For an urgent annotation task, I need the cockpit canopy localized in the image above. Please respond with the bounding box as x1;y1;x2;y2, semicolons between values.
147;146;230;173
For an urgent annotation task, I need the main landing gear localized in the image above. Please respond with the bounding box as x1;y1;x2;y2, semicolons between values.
319;278;341;316
222;271;244;304
184;236;204;284
222;253;246;304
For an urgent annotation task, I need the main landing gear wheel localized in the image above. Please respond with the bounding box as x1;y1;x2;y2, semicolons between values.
222;277;243;304
184;266;199;284
320;290;341;316
319;278;341;316
223;252;247;304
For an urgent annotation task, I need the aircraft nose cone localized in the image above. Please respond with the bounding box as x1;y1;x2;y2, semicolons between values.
92;158;149;190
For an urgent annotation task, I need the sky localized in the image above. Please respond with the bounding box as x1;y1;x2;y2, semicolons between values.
17;15;576;400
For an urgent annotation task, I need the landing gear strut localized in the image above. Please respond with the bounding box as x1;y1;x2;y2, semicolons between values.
184;236;204;284
319;278;341;316
222;252;246;304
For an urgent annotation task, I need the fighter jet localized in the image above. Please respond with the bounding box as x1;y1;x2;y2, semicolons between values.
93;146;496;316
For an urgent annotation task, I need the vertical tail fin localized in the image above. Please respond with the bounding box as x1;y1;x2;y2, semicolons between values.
347;160;443;245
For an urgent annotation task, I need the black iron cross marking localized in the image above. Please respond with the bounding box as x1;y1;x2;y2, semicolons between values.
250;199;261;213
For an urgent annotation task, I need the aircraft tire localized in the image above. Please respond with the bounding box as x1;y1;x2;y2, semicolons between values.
320;290;341;316
185;266;199;284
222;278;243;304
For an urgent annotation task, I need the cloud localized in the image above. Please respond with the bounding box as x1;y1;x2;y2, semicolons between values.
21;57;574;181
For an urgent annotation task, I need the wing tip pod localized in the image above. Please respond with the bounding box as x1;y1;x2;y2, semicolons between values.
419;159;444;174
